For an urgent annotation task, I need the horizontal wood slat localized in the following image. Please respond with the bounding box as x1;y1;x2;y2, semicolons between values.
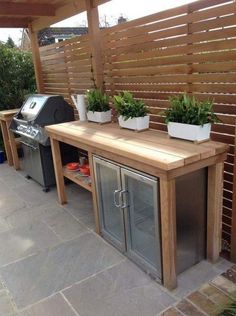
39;0;236;257
39;34;94;101
101;0;236;257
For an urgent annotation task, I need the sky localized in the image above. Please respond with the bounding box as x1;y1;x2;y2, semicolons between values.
0;0;198;45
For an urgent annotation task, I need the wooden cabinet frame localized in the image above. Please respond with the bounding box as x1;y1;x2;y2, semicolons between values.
46;122;228;290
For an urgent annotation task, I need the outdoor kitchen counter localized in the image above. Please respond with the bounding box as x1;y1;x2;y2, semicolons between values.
46;121;228;290
0;108;20;170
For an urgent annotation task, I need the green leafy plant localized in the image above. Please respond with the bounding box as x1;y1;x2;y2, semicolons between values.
86;89;110;112
218;295;236;316
0;43;36;111
161;94;219;126
0;41;36;153
113;91;148;120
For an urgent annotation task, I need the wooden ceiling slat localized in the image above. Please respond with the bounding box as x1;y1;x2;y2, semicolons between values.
0;3;56;17
0;17;29;27
0;0;110;30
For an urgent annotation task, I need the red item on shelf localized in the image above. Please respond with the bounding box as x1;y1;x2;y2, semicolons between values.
80;164;90;176
66;162;80;171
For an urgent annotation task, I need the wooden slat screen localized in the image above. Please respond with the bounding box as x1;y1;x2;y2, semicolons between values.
38;0;236;257
39;34;94;105
101;0;236;255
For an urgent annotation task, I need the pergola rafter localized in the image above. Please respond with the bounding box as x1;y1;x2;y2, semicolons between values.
0;0;110;30
0;2;56;17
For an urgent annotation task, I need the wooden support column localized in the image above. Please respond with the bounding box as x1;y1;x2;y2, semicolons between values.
207;162;224;262
160;178;177;290
50;137;67;204
6;119;20;170
85;0;104;90
28;24;44;93
88;152;100;234
231;124;236;262
0;120;13;166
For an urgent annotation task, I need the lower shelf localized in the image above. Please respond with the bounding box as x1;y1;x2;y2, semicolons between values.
63;167;92;192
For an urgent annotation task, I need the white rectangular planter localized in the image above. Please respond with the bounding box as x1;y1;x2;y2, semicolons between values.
118;115;150;131
87;110;111;124
167;122;211;142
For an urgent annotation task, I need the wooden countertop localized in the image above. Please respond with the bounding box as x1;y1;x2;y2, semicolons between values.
0;109;19;119
46;121;228;171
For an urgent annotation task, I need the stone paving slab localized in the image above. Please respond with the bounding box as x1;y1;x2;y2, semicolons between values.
176;299;205;316
211;275;236;295
2;203;64;229
0;232;124;309
172;259;231;298
0;221;60;266
161;308;183;316
42;210;88;241
199;283;232;305
63;260;175;316
187;291;218;315
0;163;235;316
0;289;16;316
18;294;77;316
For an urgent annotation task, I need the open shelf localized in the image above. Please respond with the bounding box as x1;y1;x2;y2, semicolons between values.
63;166;92;192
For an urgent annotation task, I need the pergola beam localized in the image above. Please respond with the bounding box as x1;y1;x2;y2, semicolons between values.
0;17;29;28
0;3;56;17
28;24;44;94
31;0;110;31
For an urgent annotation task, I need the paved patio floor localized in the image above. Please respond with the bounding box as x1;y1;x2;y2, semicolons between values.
0;162;233;316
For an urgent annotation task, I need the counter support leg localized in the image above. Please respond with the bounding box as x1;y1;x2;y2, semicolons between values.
160;178;177;290
6;120;20;170
0;120;13;166
207;162;224;262
50;138;67;204
88;152;100;234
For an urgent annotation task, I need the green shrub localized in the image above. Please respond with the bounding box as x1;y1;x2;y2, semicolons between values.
161;94;219;126
0;43;36;111
218;299;236;315
113;91;148;120
0;41;36;151
86;89;110;112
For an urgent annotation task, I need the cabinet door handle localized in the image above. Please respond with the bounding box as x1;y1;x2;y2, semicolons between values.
120;190;129;209
113;189;122;208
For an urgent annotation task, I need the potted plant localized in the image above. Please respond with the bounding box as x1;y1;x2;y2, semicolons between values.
161;94;219;142
86;89;111;124
113;91;149;131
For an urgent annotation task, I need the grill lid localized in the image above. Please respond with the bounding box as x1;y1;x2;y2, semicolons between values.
21;95;48;121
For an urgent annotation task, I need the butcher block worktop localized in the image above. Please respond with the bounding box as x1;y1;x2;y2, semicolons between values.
46;121;228;172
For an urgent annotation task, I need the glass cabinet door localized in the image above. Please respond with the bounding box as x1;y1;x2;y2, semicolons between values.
93;156;126;252
121;168;162;278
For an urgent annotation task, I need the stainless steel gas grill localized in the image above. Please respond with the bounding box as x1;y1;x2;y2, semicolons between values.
10;94;77;191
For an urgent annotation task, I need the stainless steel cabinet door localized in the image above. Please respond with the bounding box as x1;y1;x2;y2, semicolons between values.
93;156;126;252
121;168;162;278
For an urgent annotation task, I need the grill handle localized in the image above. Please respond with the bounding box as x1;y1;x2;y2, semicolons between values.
20;140;38;151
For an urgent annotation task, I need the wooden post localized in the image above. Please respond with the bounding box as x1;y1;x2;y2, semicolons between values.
50;137;67;204
28;24;44;93
0;120;13;166
88;152;100;234
85;0;104;90
160;178;177;290
207;162;224;262
231;124;236;262
6;119;20;170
